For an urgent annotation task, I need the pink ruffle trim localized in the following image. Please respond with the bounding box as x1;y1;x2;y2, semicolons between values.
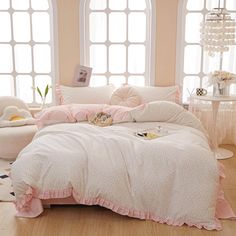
15;162;235;230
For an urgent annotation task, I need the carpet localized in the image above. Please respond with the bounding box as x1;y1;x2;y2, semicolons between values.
0;159;15;202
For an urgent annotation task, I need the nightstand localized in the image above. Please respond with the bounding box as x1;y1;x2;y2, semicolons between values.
190;95;236;159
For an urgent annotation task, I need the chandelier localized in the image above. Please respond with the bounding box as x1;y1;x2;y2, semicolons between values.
200;1;236;57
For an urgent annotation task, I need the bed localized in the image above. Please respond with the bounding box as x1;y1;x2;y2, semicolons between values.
10;99;235;231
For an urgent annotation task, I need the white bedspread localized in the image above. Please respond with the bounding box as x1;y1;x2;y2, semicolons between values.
11;120;222;229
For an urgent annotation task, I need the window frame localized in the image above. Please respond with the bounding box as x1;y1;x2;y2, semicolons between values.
176;0;236;104
79;0;156;86
0;0;58;106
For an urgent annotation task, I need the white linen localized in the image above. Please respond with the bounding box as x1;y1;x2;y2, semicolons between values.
11;120;219;228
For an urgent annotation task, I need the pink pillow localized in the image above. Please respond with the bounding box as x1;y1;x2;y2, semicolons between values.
70;104;104;122
102;105;141;123
36;105;76;129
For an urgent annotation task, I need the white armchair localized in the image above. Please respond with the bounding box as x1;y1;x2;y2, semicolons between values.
0;96;37;160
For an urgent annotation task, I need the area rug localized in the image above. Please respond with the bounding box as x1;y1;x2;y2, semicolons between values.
0;159;15;202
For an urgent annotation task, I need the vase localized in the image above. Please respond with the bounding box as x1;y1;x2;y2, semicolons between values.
213;82;230;96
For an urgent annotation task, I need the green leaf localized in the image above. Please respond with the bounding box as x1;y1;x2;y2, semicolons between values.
36;86;43;99
44;84;49;98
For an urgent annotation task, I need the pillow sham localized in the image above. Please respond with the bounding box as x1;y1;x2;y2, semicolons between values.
110;86;142;107
35;105;76;129
133;85;180;104
130;101;184;122
70;104;104;122
56;85;115;105
102;104;137;123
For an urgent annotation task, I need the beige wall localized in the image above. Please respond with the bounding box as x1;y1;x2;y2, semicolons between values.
57;0;179;86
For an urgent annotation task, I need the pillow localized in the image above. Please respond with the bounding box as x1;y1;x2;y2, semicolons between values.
70;104;104;122
35;105;76;129
130;101;184;122
0;106;35;128
130;101;204;131
132;85;180;104
56;85;115;105
110;86;142;107
102;105;137;123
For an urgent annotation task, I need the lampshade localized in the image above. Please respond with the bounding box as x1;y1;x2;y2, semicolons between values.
200;7;236;57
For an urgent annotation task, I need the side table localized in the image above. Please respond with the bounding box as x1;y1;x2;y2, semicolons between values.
191;95;236;159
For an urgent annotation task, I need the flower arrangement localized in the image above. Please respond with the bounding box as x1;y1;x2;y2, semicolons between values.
207;70;236;96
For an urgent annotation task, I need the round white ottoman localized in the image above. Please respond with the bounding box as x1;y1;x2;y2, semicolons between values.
0;125;38;160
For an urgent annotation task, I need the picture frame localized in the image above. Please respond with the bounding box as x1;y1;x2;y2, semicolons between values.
73;65;92;87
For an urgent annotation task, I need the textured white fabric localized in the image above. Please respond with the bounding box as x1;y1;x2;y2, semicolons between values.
0;125;37;160
133;85;179;103
12;117;219;226
110;86;142;107
59;85;115;105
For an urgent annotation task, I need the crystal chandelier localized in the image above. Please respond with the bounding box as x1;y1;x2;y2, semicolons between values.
200;0;236;57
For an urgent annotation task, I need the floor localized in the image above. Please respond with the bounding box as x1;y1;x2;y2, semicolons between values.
0;145;235;236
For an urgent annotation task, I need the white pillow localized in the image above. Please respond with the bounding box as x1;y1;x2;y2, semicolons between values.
132;85;180;103
0;106;35;128
130;101;184;122
57;85;115;105
110;86;142;107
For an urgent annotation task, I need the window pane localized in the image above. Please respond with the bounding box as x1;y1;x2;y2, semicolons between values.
206;0;224;10
33;45;51;73
31;0;49;10
90;0;106;10
12;0;29;10
128;45;145;74
109;76;126;87
0;13;11;42
0;44;12;73
129;0;146;10
109;0;126;10
109;13;126;43
128;76;145;86
89;13;107;43
185;13;203;43
90;76;107;87
184;45;201;74
13;12;31;42
183;76;200;103
0;0;9;10
90;45;107;73
0;75;13;96
128;13;146;43
222;46;236;74
187;0;204;11
203;51;220;74
227;0;236;10
14;45;32;73
202;76;213;95
16;75;33;103
32;13;50;42
109;45;126;73
230;84;236;95
35;75;52;103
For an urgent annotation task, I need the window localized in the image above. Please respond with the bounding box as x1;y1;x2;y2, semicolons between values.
176;0;236;103
0;0;56;105
80;0;156;87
